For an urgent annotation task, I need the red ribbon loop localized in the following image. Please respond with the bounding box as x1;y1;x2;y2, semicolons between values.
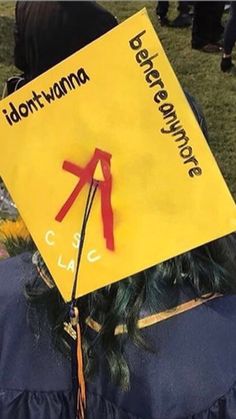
55;148;115;251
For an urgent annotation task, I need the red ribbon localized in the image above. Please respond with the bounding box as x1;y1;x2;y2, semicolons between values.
55;148;115;251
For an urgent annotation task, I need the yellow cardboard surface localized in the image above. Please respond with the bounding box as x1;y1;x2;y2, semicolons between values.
0;10;235;300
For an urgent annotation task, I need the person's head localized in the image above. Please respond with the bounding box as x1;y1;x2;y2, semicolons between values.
10;2;235;388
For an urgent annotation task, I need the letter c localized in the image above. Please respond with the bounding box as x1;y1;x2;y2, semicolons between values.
87;249;101;263
45;230;55;246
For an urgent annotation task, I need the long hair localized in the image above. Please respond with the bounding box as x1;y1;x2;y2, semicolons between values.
24;232;236;389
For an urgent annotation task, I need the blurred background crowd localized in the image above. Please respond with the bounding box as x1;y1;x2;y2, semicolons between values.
156;1;236;71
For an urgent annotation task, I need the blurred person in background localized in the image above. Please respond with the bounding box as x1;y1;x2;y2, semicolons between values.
192;1;225;53
156;1;192;28
221;2;236;72
14;0;117;83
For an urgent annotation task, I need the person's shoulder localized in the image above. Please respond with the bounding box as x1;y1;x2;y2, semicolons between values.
208;293;236;315
0;252;35;297
0;251;32;271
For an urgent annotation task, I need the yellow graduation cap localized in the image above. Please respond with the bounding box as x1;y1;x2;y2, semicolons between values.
0;9;235;301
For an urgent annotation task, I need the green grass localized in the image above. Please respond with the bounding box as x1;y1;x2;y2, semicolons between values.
0;1;15;92
0;1;235;199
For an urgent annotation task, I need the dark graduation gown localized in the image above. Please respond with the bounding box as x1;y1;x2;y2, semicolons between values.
0;252;75;419
86;297;236;419
1;253;236;418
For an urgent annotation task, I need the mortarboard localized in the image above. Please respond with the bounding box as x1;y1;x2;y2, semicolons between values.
0;9;235;302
